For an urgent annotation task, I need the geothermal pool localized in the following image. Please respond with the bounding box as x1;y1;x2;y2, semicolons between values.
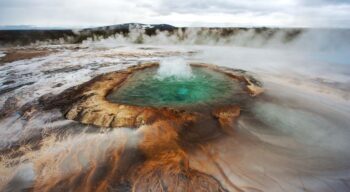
0;42;350;192
107;66;244;108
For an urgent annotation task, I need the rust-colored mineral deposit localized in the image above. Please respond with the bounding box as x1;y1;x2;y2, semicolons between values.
18;62;263;192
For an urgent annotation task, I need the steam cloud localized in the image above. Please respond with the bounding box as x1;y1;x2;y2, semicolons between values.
157;57;193;79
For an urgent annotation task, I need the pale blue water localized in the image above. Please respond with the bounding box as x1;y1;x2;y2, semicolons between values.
107;67;244;107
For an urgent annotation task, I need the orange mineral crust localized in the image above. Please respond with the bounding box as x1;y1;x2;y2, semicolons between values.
15;62;263;192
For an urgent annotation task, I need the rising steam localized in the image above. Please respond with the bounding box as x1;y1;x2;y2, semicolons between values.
157;57;193;79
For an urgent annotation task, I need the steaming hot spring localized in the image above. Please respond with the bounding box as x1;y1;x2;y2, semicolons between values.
52;60;262;138
1;37;350;191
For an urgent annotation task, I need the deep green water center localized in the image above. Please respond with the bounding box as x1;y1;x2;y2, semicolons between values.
107;67;244;108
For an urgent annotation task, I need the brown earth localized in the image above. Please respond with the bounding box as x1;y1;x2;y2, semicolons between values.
0;49;54;64
30;120;229;192
212;105;241;134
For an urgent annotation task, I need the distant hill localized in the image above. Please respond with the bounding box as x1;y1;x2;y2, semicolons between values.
0;23;178;46
85;23;176;31
0;25;70;30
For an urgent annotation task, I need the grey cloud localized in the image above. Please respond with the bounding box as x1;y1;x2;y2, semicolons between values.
299;0;350;6
0;0;349;28
155;0;283;14
155;0;350;13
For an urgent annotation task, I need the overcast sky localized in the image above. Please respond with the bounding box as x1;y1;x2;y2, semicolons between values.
0;0;349;28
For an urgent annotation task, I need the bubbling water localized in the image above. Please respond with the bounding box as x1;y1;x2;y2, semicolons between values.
156;58;193;79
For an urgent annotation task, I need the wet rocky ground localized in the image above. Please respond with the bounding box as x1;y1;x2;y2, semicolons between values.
0;42;350;191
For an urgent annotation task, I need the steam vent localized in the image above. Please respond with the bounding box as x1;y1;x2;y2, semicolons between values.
18;62;263;191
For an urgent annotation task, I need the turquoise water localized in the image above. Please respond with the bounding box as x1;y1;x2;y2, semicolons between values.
107;67;244;107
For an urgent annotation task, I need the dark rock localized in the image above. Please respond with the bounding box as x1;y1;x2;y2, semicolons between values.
53;83;64;88
2;80;15;85
0;96;19;118
0;82;35;95
42;65;83;75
